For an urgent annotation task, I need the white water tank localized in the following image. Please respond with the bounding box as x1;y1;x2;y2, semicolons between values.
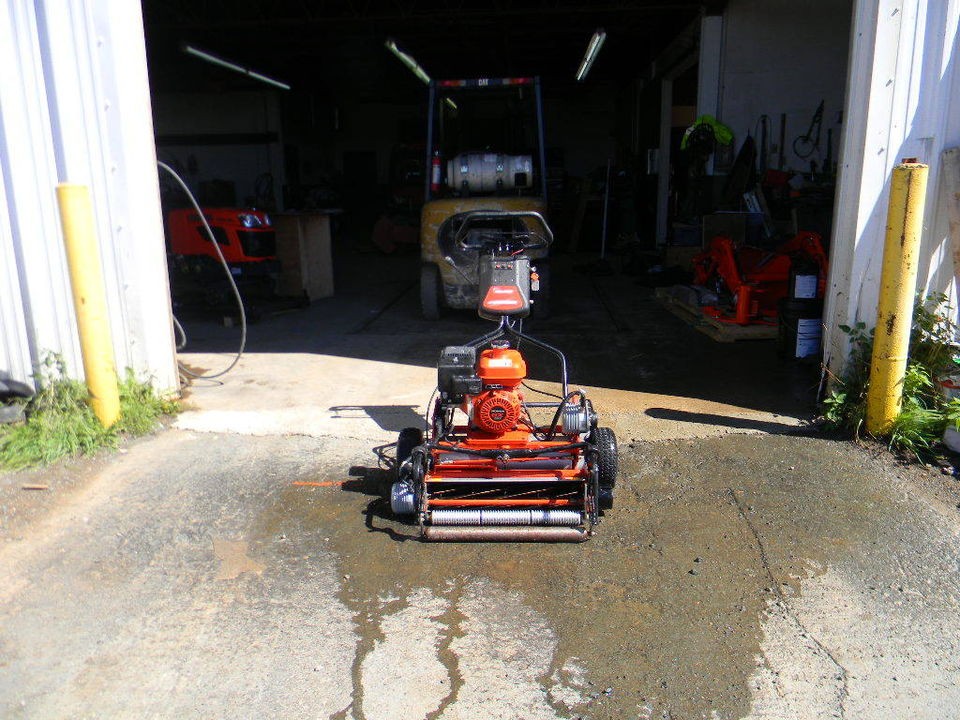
447;153;534;192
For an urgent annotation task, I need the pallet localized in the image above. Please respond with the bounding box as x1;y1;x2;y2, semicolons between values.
654;286;778;343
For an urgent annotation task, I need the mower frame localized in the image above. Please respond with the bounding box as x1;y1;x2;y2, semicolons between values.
392;211;617;541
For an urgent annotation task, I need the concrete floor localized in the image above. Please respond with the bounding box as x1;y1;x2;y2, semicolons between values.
2;248;959;719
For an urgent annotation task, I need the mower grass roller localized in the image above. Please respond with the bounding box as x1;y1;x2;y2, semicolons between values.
390;211;618;542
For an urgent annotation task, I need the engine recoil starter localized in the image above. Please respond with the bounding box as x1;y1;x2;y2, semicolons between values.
473;389;522;433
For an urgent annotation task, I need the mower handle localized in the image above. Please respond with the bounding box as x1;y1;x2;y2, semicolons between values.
453;210;554;251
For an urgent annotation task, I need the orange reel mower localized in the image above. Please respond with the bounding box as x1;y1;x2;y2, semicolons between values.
390;211;618;542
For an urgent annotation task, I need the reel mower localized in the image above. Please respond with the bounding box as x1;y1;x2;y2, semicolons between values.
390;211;618;542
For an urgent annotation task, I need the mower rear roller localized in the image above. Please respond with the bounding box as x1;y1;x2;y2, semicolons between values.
422;526;588;543
430;508;582;526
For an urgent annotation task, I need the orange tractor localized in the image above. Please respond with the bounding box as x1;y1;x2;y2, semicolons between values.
165;207;279;309
390;211;617;542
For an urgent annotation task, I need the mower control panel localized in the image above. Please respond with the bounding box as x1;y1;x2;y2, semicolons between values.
478;255;531;321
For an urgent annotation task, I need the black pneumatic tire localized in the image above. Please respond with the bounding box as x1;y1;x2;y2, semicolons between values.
396;427;424;478
589;426;618;489
420;264;441;320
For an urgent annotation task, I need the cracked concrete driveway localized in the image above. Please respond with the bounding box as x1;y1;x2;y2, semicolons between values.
1;255;959;718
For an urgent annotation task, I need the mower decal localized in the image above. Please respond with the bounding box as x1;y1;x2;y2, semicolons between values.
482;285;524;311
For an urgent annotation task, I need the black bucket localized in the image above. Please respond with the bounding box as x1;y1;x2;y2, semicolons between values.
778;297;823;360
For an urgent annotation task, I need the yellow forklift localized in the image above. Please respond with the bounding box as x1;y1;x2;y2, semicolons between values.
419;76;550;319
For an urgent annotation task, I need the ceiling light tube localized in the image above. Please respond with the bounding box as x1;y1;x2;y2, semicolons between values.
182;44;291;90
385;38;431;85
576;29;607;82
385;39;457;111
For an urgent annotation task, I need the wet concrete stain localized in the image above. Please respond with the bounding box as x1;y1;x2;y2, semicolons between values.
4;424;954;717
240;430;908;719
212;538;266;580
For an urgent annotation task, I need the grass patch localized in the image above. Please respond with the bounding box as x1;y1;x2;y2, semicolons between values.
0;356;179;471
823;293;960;459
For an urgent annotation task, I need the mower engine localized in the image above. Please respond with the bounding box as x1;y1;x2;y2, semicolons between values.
469;347;525;433
389;210;617;542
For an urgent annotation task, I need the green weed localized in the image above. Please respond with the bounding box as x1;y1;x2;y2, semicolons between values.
0;355;179;471
823;294;960;459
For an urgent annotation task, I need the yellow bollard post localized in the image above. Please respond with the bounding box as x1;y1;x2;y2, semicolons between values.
56;184;120;428
865;162;929;435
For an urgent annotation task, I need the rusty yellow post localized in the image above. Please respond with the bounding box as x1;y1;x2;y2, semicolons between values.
865;162;929;435
56;184;120;428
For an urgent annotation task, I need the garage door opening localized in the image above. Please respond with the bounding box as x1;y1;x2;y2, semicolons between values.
140;1;851;439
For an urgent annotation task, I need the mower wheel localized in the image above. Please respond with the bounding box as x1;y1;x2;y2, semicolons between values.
396;427;424;477
420;264;441;320
589;426;618;489
531;260;551;319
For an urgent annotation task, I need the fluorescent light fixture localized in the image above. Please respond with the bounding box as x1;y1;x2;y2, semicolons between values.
182;44;291;90
576;29;607;82
384;38;457;111
385;38;431;85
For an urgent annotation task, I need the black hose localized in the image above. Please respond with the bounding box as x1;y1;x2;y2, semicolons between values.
158;161;246;380
521;381;563;400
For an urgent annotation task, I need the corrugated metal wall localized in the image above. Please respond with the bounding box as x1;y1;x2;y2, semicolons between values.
825;0;960;375
0;0;177;393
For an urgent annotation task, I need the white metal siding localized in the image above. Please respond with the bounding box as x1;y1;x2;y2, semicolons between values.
0;0;177;392
0;158;33;389
825;0;960;375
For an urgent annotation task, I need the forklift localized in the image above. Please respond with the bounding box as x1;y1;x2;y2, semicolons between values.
419;77;551;319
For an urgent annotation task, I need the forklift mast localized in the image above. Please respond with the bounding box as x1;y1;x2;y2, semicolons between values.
424;76;548;203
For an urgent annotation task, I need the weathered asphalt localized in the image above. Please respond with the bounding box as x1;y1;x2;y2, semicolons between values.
1;252;958;719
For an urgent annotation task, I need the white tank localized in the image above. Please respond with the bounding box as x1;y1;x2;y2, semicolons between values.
446;153;534;192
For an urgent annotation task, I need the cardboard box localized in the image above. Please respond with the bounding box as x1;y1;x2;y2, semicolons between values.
274;213;335;300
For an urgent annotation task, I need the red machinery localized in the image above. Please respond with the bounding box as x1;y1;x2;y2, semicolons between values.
165;207;279;307
692;231;828;325
390;211;617;542
167;207;276;263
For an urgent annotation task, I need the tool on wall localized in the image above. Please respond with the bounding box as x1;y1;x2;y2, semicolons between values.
793;100;824;159
757;115;769;173
777;113;787;171
824;128;834;173
600;156;612;263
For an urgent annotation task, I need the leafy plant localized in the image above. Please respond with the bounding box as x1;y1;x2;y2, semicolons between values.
822;321;873;438
0;354;179;470
823;294;960;459
910;292;959;381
